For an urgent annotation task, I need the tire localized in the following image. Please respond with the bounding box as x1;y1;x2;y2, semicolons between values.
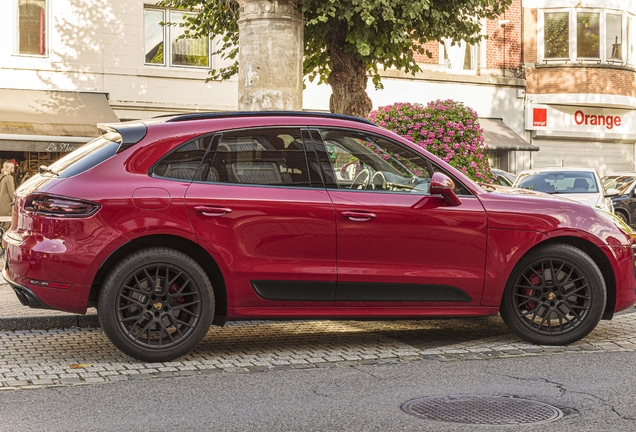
500;244;606;346
615;211;629;225
98;247;215;362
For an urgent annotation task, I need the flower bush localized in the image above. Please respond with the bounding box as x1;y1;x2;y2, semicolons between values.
368;100;496;183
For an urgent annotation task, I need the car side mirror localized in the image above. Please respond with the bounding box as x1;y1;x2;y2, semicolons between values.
430;172;462;206
605;188;620;198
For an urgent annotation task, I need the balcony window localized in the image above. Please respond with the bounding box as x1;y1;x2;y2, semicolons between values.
544;12;569;59
540;8;635;65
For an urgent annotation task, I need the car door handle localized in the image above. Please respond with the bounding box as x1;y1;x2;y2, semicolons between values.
342;211;376;222
194;206;232;217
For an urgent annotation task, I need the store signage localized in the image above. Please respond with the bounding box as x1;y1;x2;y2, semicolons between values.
573;110;621;129
532;107;547;127
526;103;634;137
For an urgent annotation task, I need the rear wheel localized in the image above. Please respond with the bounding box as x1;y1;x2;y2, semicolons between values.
500;244;606;345
98;247;214;362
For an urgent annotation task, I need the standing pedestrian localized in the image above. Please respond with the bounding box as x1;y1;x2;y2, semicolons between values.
0;161;16;232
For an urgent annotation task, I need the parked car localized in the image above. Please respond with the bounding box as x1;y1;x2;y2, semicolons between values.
491;168;516;187
602;173;636;226
513;167;618;214
4;112;636;362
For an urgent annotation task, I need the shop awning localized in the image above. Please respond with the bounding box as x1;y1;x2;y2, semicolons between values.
0;89;119;152
479;118;539;151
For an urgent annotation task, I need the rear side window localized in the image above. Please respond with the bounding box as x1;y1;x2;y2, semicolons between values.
201;127;314;188
47;133;121;178
152;135;214;181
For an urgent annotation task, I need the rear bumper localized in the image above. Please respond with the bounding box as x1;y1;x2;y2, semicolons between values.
2;265;91;314
3;271;52;310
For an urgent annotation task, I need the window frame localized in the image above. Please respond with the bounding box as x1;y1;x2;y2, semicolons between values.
538;7;635;66
144;6;211;70
14;0;48;57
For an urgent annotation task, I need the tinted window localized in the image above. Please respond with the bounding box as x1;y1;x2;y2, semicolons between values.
202;128;312;187
48;133;121;178
153;135;214;181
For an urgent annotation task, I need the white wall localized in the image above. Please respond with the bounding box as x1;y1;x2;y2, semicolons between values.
0;0;238;120
303;77;526;138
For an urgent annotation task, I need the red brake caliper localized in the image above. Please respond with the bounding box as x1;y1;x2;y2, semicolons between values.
522;271;542;310
169;282;185;306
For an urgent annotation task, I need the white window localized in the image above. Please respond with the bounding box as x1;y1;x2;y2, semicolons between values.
539;8;635;65
439;39;477;73
144;8;209;68
17;0;47;56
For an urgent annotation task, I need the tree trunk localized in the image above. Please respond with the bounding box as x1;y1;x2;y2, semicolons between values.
327;27;372;118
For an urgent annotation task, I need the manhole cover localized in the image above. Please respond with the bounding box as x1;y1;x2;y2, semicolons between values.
402;395;563;425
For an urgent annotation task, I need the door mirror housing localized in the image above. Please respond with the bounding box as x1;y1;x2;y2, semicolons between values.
604;188;620;198
430;172;462;206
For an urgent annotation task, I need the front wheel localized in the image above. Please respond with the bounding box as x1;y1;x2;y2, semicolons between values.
500;244;606;346
98;247;215;362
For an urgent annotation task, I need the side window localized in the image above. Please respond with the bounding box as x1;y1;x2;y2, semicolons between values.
317;129;433;194
152;135;214;181
202;128;312;187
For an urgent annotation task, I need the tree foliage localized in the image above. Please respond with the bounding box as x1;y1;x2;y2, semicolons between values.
158;0;512;116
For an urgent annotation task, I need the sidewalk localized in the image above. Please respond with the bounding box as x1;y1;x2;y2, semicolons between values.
0;270;99;331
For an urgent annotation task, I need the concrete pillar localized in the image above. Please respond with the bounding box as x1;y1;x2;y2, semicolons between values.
236;0;303;111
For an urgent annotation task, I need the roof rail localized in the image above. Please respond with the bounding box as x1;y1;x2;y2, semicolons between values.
158;111;376;126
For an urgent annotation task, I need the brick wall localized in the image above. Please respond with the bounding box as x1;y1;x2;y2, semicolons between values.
485;0;522;70
523;8;537;64
413;41;439;64
527;67;636;97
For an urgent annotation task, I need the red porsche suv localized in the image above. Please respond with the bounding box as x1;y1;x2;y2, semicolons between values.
4;112;636;362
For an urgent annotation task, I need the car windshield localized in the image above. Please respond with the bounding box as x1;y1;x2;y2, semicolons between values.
515;171;598;194
603;175;636;194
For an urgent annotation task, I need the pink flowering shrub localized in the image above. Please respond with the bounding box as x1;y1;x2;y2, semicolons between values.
368;100;496;183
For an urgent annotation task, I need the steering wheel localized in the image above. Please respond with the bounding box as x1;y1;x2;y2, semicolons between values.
351;169;372;190
339;161;361;180
371;171;387;190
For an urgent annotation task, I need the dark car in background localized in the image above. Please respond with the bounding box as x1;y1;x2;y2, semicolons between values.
3;112;636;362
603;173;636;225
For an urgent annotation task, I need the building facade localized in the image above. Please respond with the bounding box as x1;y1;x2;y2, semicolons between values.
1;0;542;181
523;0;636;176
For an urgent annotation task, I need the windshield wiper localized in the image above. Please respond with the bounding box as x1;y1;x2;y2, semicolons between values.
39;165;59;176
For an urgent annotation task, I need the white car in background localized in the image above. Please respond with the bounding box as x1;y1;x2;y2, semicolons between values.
512;167;619;214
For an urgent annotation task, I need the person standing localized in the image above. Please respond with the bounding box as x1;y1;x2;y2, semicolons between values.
0;161;16;231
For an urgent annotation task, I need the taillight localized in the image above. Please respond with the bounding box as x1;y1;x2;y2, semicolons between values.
24;193;100;217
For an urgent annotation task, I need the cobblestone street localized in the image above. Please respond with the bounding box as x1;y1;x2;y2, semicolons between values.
1;310;636;390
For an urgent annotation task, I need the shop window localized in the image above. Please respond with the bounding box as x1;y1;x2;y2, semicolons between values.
144;8;209;68
540;8;635;65
17;0;46;56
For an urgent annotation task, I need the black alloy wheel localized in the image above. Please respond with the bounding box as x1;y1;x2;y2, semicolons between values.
99;248;214;362
500;244;606;346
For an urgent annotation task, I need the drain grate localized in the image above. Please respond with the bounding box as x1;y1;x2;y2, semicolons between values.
401;395;563;425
